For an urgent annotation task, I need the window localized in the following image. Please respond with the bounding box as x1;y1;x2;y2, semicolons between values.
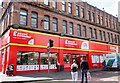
89;27;92;38
20;9;27;26
68;2;72;14
69;22;73;35
77;24;81;36
31;12;38;28
115;35;117;43
64;54;70;64
44;0;49;5
106;18;108;27
62;21;67;34
62;0;66;11
101;16;104;25
111;33;113;42
81;8;84;18
94;29;97;39
117;35;120;43
40;53;57;65
103;31;106;41
76;5;79;16
109;19;111;28
88;11;91;21
92;12;95;22
107;32;110;42
44;16;50;30
17;52;39;65
52;18;58;32
99;30;102;40
97;15;100;24
82;26;86;37
52;0;57;8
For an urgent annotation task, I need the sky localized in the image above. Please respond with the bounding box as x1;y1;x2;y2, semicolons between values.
0;0;119;17
82;0;119;17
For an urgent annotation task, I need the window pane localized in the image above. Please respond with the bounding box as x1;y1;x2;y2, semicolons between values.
40;53;57;65
64;54;70;64
44;0;49;5
44;16;50;30
20;9;27;26
17;52;39;65
44;22;49;30
83;26;86;37
62;21;67;34
20;16;27;25
69;22;73;35
31;18;37;28
77;25;81;36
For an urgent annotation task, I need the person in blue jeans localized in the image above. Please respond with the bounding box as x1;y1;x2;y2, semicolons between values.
80;58;89;83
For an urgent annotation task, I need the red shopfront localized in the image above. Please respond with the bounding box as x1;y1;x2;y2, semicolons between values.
0;27;120;74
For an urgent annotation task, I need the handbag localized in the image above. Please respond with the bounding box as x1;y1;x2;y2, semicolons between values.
87;71;91;80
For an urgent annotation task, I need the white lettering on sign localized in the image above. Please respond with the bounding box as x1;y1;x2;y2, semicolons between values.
110;46;116;51
13;31;31;38
65;40;77;46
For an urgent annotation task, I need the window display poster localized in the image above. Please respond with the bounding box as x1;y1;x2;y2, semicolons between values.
92;55;99;63
17;65;39;71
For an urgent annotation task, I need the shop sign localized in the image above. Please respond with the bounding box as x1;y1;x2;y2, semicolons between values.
64;39;78;48
110;46;118;52
40;64;56;70
81;41;89;50
17;65;39;71
12;31;34;45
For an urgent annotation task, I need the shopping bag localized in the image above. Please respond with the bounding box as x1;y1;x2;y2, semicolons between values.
87;71;91;80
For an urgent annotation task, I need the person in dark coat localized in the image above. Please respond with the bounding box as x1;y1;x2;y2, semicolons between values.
80;58;89;83
6;64;14;76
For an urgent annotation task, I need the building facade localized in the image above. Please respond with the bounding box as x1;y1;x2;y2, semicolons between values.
0;1;120;74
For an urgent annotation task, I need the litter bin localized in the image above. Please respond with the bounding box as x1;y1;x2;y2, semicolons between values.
60;65;64;71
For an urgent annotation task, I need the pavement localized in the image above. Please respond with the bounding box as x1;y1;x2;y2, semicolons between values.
0;68;103;83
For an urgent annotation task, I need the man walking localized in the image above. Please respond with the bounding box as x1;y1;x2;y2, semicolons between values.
81;58;89;83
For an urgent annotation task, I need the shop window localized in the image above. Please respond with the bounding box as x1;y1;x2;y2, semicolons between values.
40;53;57;65
17;52;39;65
20;9;28;26
92;55;99;63
64;54;70;64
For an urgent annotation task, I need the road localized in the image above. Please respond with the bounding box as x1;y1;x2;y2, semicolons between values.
25;70;120;83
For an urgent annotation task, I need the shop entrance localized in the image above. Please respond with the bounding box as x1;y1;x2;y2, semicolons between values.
72;54;87;69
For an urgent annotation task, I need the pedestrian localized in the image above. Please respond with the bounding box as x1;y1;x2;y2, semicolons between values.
102;60;106;70
71;59;78;82
80;58;89;83
6;64;14;76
